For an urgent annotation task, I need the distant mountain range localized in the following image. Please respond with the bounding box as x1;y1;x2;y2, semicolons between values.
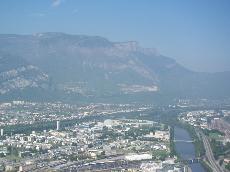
0;32;229;103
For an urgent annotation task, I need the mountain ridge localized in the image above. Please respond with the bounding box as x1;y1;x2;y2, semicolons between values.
0;32;229;103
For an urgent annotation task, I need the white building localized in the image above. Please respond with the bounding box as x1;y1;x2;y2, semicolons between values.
0;129;3;136
125;154;152;161
57;121;60;131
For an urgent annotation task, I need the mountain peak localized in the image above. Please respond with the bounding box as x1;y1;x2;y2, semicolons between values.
0;33;229;102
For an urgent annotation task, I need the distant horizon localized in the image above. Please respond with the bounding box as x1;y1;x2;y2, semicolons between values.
1;0;230;72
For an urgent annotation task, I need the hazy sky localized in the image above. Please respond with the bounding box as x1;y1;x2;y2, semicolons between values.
0;0;230;72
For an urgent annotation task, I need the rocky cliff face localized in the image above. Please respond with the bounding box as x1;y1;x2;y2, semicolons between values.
0;33;229;102
0;54;50;100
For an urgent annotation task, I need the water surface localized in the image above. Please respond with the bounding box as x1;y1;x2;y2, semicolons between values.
174;126;205;172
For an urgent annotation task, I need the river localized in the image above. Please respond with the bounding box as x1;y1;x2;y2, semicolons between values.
174;126;206;172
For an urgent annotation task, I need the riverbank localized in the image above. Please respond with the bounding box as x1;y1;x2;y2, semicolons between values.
200;159;213;172
176;121;205;157
174;122;218;172
174;126;206;172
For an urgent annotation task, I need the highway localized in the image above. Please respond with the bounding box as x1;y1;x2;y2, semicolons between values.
200;131;223;172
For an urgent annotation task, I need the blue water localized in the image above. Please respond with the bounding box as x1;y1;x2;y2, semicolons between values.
174;126;206;172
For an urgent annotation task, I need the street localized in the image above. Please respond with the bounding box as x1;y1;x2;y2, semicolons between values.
200;131;223;172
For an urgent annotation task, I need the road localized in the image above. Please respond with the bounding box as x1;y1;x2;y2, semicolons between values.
200;131;223;172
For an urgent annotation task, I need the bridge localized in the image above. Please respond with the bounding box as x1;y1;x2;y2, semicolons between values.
173;139;194;143
178;158;201;164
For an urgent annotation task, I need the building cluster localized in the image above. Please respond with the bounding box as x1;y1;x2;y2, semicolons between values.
140;159;184;172
180;109;230;138
179;109;230;171
0;118;185;171
0;101;152;127
180;110;220;129
179;109;230;141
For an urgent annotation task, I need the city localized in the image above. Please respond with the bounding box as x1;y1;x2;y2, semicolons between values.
1;1;230;171
0;100;230;171
0;101;185;171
